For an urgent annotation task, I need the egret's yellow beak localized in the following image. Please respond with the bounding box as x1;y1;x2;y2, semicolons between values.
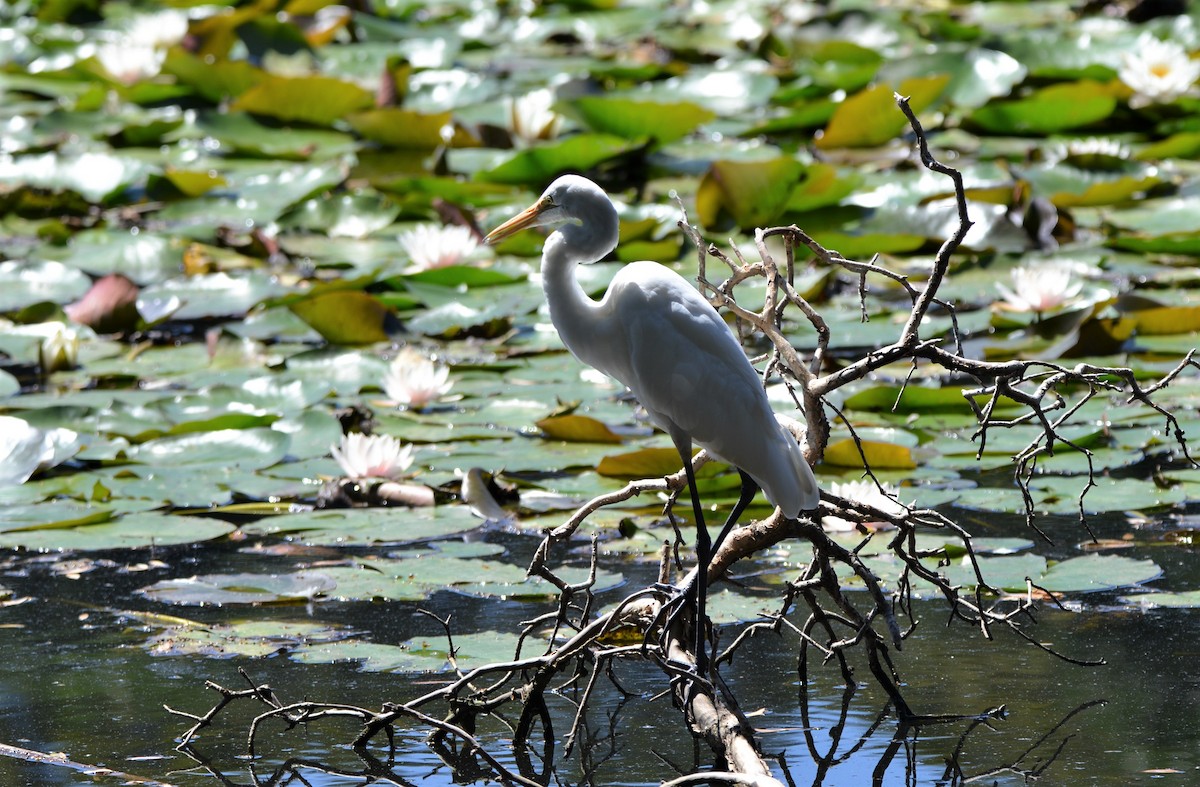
484;196;553;245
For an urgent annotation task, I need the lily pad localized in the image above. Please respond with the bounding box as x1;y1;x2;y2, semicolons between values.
0;511;235;551
231;74;374;126
237;506;481;546
138;571;337;606
146;620;348;659
570;96;714;144
1118;590;1200;609
1037;554;1162;594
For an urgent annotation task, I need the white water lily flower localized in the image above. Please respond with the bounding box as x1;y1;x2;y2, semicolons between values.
1118;36;1200;108
0;416;80;486
95;42;165;85
93;9;189;84
127;9;190;49
330;432;414;479
399;224;479;271
507;88;563;142
823;479;905;532
38;321;80;372
383;347;452;408
996;263;1084;314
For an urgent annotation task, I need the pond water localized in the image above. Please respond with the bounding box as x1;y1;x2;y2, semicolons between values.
0;510;1197;787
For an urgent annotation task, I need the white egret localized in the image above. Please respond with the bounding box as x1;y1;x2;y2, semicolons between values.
485;175;820;671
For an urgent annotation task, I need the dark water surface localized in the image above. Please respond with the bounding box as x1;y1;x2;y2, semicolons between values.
1;520;1197;787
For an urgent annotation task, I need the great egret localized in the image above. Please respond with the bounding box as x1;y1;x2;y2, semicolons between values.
485;175;820;671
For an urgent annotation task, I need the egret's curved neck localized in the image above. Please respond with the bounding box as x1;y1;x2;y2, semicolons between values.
541;228;614;371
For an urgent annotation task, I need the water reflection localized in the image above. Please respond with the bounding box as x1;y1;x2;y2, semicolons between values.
1;535;1196;786
167;672;1107;787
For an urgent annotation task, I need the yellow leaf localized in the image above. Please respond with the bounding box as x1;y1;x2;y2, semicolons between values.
817;75;949;150
1129;304;1200;336
231;75;374;126
823;439;916;469
289;291;393;345
536;415;623;444
597;447;690;478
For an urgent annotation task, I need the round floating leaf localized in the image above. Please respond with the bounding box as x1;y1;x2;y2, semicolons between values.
0;511;234;551
823;439;916;470
570;96;714;143
294;631;533;673
481;134;632;185
653;68;778;115
138;271;289;321
937;553;1048;593
1118;590;1200;609
163;48;264;103
290;639;433;672
64;273;140;333
845;385;1021;413
817;76;949;149
880;47;1025;109
708;588;784;624
597;447;689;478
696;157;804;230
139;571;337;606
970;81;1117;134
536;414;623;444
51;230;179;284
288;290;396;345
231;74;374;126
0;260;92;312
0;150;150;202
238;506;481;546
1039;554;1162;593
159;167;228;198
131;428;290;470
146;621;346;659
1126;304;1200;336
283;191;401;239
346;108;454;148
188;111;358;159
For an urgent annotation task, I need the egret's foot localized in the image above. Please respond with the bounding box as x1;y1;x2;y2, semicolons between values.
653;575;712;678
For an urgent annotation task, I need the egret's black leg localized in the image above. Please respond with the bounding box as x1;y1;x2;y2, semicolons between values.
709;470;759;561
678;449;710;676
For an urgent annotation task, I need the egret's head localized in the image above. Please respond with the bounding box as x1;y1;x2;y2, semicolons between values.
484;175;618;263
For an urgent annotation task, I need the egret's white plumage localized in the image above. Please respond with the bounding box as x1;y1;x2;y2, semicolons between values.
486;175;819;672
486;174;819;517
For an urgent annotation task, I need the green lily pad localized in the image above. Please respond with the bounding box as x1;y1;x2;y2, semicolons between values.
570;96;714;143
695;157;804;229
481;134;633;185
131;428;290;470
0;510;234;551
231;74;374;126
238;506;481;546
1038;554;1162;593
970;81;1117;135
346;108;454;149
0;260;92;312
817;76;949;149
289;289;396;345
293;631;531;673
138;571;337;606
146;621;347;659
1118;590;1200;609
